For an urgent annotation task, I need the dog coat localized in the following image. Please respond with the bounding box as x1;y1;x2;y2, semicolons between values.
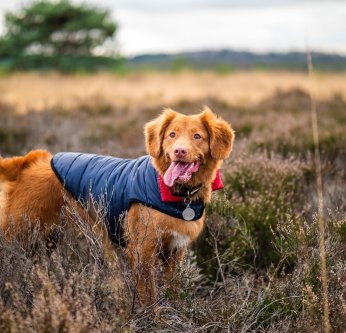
51;153;220;245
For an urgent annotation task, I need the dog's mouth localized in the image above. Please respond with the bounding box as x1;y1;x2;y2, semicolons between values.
163;160;200;187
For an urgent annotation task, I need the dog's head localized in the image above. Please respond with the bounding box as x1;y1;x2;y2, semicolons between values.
145;107;234;193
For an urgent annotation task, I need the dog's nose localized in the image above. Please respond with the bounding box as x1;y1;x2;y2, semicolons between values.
174;148;187;158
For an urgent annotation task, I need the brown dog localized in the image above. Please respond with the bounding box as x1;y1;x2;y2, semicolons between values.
0;107;234;309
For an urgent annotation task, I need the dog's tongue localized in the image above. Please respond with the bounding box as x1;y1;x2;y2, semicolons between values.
164;161;200;187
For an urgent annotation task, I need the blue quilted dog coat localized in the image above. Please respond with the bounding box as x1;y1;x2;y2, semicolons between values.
51;153;205;245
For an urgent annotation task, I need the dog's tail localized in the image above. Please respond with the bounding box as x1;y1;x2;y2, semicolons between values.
0;150;51;181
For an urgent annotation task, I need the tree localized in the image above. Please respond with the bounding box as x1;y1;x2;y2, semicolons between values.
0;0;119;71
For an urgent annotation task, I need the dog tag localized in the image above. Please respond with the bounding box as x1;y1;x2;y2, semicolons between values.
182;207;195;221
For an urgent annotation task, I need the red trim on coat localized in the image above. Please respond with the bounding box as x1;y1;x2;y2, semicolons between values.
158;170;224;202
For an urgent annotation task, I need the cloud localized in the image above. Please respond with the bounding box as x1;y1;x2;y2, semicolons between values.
116;1;346;55
0;0;345;55
99;0;343;11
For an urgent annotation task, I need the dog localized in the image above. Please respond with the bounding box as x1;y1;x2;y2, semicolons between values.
0;107;234;310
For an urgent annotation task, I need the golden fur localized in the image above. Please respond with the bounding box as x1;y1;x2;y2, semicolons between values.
0;107;234;310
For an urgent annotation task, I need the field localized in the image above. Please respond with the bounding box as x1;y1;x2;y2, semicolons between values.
0;70;345;332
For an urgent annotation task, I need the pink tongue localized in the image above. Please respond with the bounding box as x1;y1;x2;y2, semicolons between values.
164;161;200;187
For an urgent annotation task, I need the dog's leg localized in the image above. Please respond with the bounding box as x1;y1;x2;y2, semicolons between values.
163;247;186;277
162;247;186;293
128;239;157;311
127;204;160;311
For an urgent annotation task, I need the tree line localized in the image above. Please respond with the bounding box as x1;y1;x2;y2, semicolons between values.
0;0;120;72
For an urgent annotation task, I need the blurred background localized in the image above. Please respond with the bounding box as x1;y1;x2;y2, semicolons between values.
0;1;345;331
0;0;345;72
0;0;345;155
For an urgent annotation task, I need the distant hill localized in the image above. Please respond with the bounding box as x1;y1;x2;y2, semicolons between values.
127;50;346;71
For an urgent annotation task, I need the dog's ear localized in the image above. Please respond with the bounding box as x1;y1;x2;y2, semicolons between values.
145;108;177;158
201;107;234;160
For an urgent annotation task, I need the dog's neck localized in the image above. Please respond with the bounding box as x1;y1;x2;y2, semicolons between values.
171;183;203;197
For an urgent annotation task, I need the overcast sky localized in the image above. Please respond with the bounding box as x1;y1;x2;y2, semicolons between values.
0;0;345;55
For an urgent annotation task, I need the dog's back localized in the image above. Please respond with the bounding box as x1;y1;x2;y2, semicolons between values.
0;150;64;235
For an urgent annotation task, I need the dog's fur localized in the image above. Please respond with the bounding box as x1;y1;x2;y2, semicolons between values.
0;107;234;309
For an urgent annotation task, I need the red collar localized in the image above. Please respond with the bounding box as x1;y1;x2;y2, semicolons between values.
157;170;224;202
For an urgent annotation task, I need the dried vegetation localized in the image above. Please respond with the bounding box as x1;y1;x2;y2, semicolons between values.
0;71;345;332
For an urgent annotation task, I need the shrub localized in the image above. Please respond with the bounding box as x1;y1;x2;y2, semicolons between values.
196;155;306;277
0;210;128;333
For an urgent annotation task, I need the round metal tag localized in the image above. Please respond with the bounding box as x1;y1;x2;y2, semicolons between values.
182;207;195;221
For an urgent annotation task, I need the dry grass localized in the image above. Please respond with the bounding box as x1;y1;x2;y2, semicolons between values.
0;71;346;113
0;70;345;332
307;51;330;333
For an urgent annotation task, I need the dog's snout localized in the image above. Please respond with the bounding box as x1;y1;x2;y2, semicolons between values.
174;148;187;158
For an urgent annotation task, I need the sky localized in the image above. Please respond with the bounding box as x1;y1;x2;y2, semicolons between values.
0;0;345;56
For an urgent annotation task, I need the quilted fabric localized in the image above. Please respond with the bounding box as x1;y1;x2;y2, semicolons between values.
51;153;205;245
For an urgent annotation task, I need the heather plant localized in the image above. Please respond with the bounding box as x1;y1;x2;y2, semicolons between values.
0;104;28;155
249;91;346;160
0;209;129;333
196;154;306;276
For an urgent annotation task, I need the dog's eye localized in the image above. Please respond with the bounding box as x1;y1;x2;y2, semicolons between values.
169;132;176;138
193;133;201;140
